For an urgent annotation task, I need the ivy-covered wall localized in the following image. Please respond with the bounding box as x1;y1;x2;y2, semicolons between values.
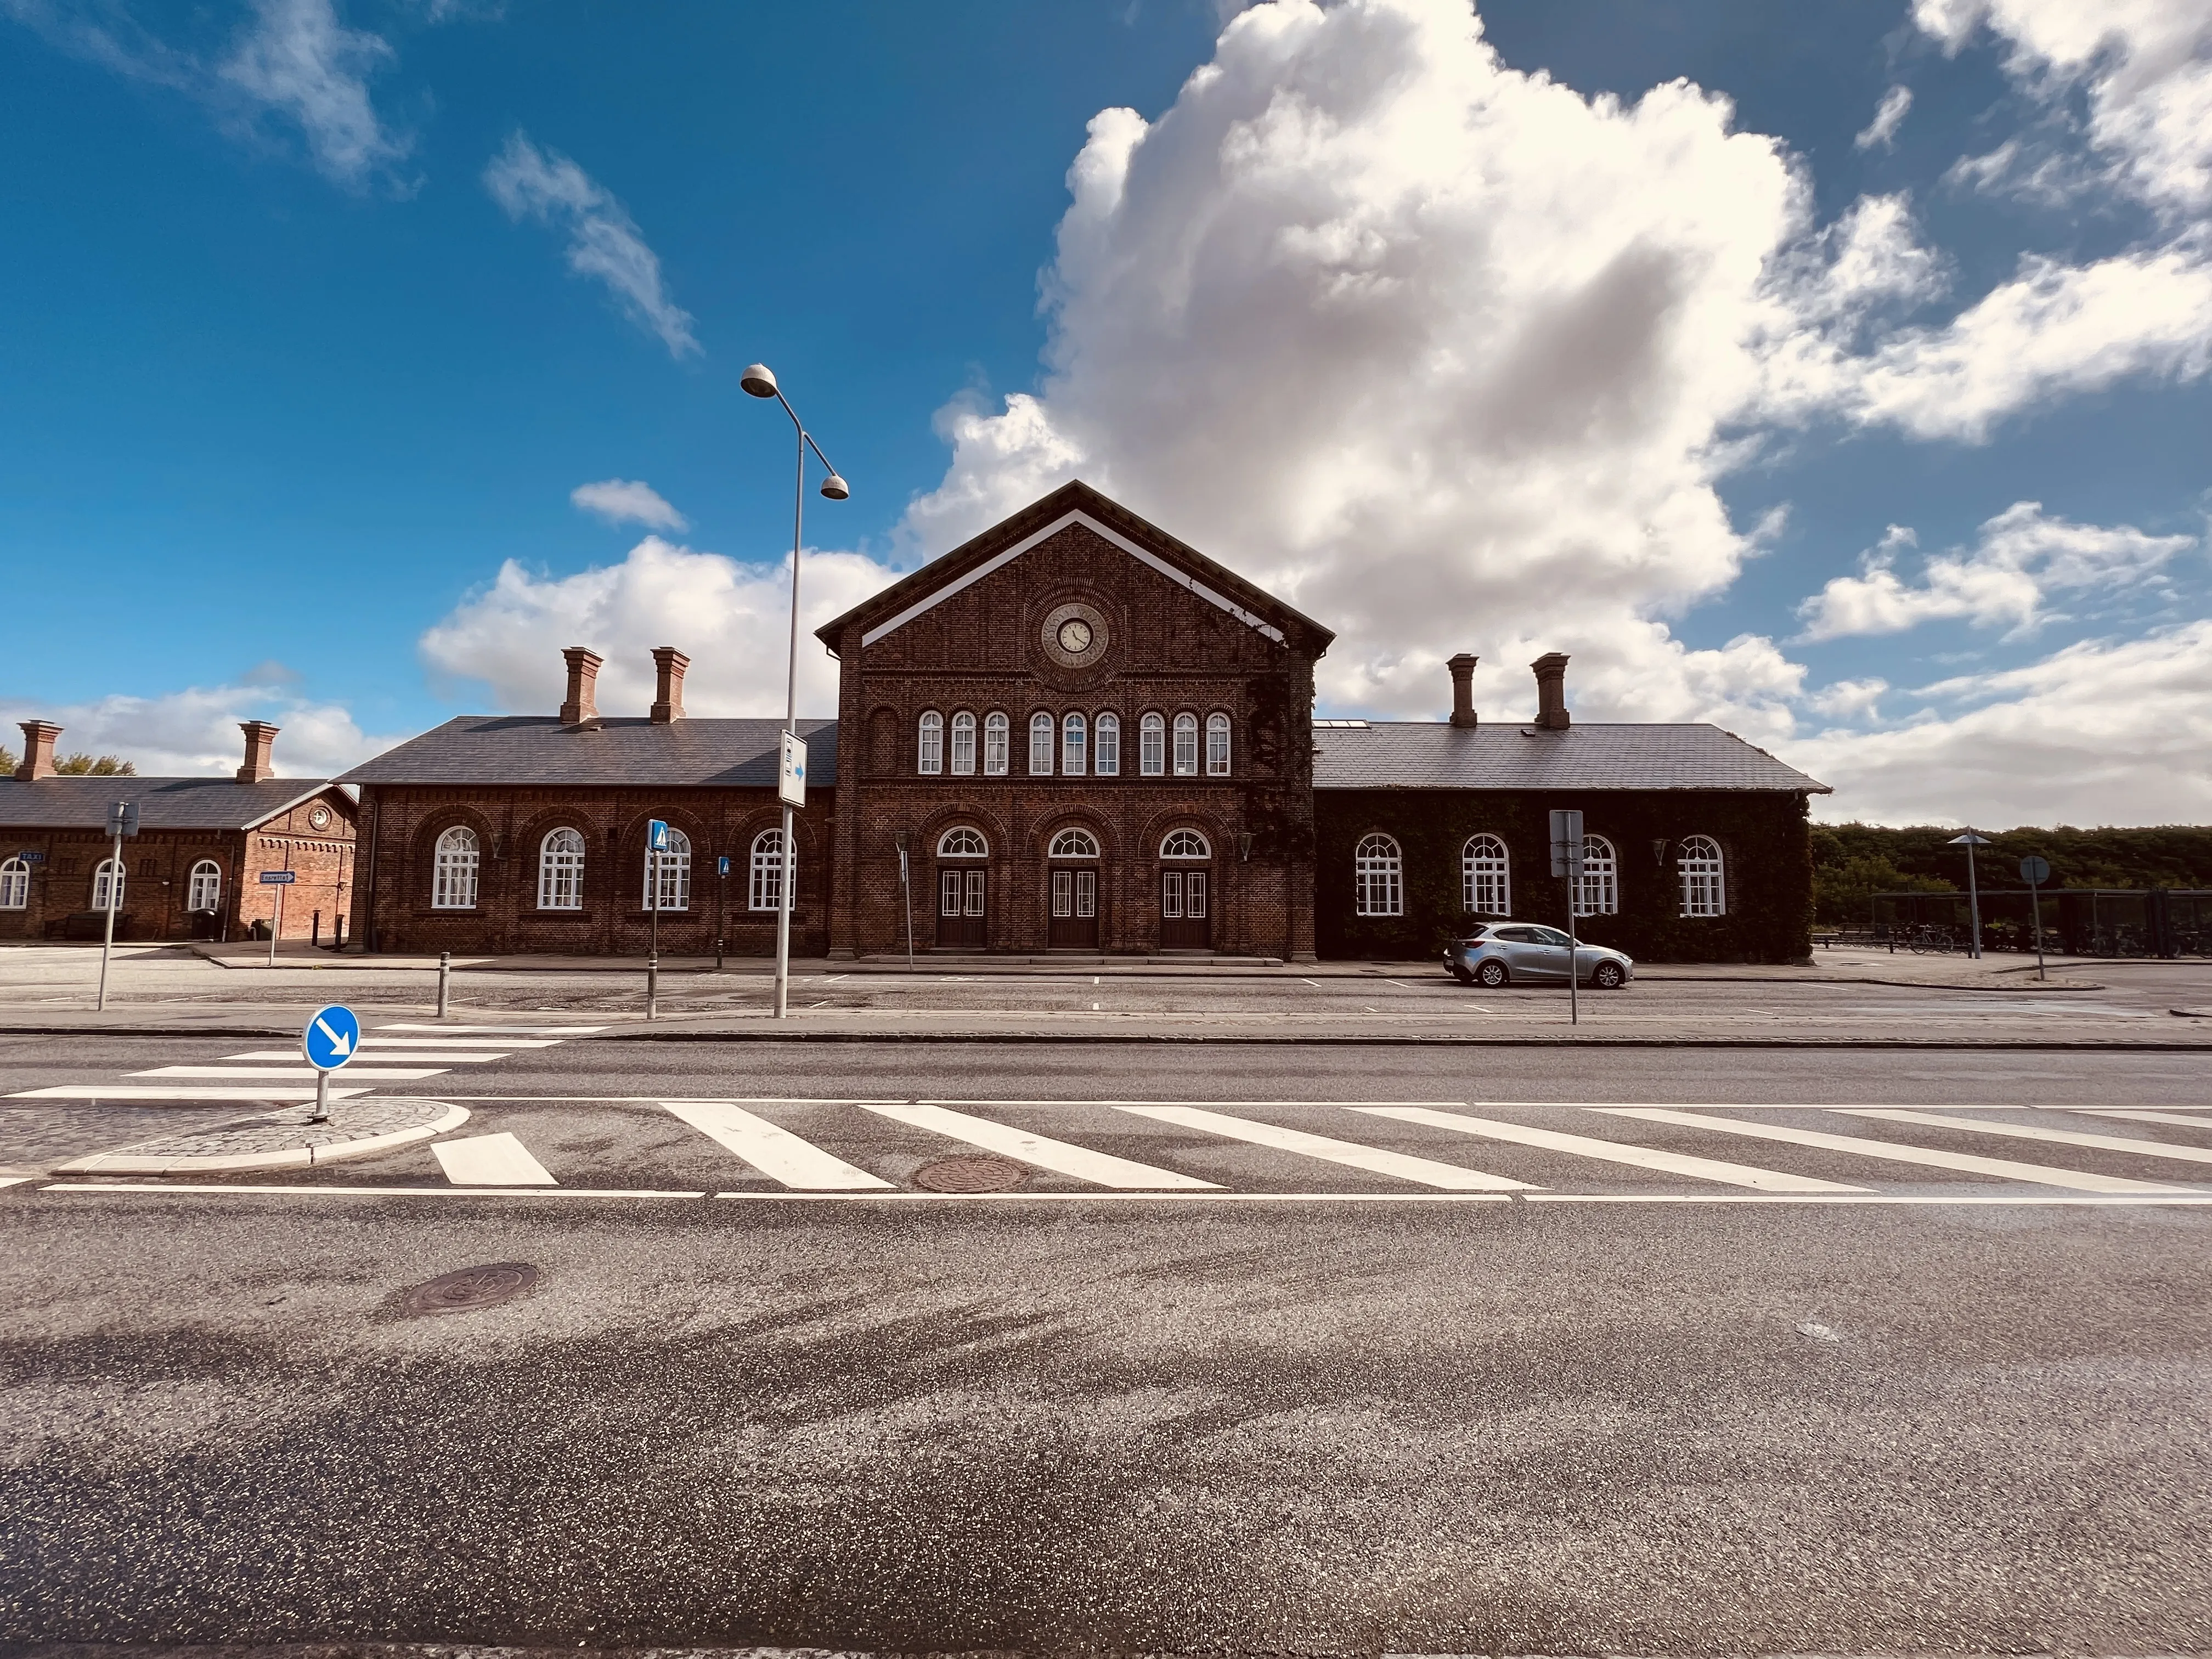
1314;788;1814;963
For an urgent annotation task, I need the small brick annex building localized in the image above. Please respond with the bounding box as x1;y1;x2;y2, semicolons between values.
342;481;1830;963
0;720;357;943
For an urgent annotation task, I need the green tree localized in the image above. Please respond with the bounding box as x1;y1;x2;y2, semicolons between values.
0;745;15;774
1812;854;1953;926
53;753;136;775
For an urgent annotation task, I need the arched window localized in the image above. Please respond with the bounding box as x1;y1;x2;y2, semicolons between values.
1048;828;1100;859
1678;834;1725;917
1062;712;1087;776
185;859;223;913
983;712;1009;775
538;828;585;910
0;857;27;911
1206;713;1231;776
1161;830;1211;859
91;857;126;913
1462;833;1509;916
937;826;989;858
1140;712;1165;776
1173;712;1200;776
1094;712;1120;776
642;824;691;911
949;712;977;775
917;711;943;775
750;828;791;911
1029;712;1055;775
1355;834;1402;917
1575;834;1619;917
431;827;478;910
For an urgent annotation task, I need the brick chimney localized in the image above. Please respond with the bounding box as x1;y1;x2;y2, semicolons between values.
1531;652;1572;730
15;720;60;781
650;646;690;724
1446;653;1480;729
560;647;604;727
237;721;279;782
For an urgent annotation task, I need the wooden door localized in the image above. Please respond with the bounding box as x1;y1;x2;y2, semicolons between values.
1047;866;1099;947
936;866;987;947
1160;868;1211;949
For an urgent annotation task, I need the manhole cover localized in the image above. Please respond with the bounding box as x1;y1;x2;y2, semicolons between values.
912;1155;1028;1193
403;1262;539;1316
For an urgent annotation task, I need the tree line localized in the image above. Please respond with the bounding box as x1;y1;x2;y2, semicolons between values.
1812;822;2212;926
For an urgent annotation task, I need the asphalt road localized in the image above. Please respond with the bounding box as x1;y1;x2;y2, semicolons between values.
4;1039;2211;1652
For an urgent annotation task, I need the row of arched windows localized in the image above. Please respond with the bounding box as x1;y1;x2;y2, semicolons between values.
0;858;223;912
917;710;1231;777
929;827;1214;860
1351;833;1728;919
428;825;794;914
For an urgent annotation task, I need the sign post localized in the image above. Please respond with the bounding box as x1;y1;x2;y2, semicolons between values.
300;1001;359;1125
258;869;296;968
95;801;139;1011
774;733;806;1019
895;831;915;971
2019;854;2052;981
1549;808;1585;1028
646;819;669;1020
716;854;730;972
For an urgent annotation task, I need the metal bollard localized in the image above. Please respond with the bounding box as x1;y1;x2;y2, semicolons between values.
437;950;452;1018
647;951;659;1020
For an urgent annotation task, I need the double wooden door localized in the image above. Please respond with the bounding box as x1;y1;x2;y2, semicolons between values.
1048;866;1099;947
937;866;987;947
1160;868;1210;949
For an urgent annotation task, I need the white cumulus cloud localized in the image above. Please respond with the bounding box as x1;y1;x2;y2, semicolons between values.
1854;84;1914;151
570;478;687;532
484;132;698;358
0;680;402;778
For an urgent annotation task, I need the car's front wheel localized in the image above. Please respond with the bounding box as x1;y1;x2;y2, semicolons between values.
1476;959;1510;988
1590;960;1626;989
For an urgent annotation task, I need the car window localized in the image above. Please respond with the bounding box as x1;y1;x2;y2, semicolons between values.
1533;926;1574;946
1493;926;1535;943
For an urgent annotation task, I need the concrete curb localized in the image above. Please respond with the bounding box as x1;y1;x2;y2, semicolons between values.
584;1027;2212;1051
52;1103;471;1175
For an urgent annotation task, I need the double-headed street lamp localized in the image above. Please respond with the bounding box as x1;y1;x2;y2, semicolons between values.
742;363;849;1020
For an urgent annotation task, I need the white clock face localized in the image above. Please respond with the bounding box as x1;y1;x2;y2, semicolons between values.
1057;617;1094;654
307;805;331;831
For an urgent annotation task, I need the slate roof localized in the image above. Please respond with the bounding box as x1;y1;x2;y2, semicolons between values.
1313;722;1830;793
337;717;839;789
0;776;344;832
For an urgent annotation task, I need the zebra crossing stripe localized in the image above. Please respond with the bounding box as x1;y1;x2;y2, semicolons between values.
2067;1109;2212;1131
132;1065;451;1082
1350;1105;1866;1193
1597;1108;2196;1194
431;1133;557;1187
1115;1104;1532;1190
220;1050;513;1064
1832;1107;2212;1169
663;1101;894;1190
871;1102;1219;1189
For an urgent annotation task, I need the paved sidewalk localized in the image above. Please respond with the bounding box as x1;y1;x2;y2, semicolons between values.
50;1096;469;1174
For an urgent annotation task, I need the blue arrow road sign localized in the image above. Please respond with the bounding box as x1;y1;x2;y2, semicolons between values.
648;818;671;852
302;1003;361;1071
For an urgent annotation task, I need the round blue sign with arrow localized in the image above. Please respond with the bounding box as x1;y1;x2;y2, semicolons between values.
302;1003;361;1071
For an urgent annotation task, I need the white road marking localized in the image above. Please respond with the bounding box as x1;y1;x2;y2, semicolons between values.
377;1023;603;1035
131;1065;449;1081
48;1183;702;1198
662;1101;893;1190
1832;1107;2212;1169
2068;1109;2212;1131
357;1038;561;1049
1115;1104;1533;1190
1351;1105;1865;1193
869;1102;1219;1189
221;1050;511;1064
0;1177;32;1190
431;1132;557;1187
1301;978;1321;988
1596;1108;2195;1194
8;1085;375;1102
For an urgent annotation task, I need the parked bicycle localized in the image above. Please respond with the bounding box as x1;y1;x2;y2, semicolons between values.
1905;924;1956;953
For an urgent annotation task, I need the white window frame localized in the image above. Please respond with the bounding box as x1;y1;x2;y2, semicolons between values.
1354;833;1402;917
1094;712;1120;776
1029;712;1055;776
1575;834;1620;917
749;828;791;912
1160;830;1211;859
1048;828;1101;859
1206;713;1231;776
917;711;943;775
1462;833;1510;917
538;828;585;911
642;823;692;911
1062;712;1086;776
1173;712;1199;776
949;712;977;775
1140;712;1165;776
983;712;1009;775
431;827;477;911
186;859;223;913
91;857;127;914
936;826;989;858
0;857;27;911
1678;834;1726;917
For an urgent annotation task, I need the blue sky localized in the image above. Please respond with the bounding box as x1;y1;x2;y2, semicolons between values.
3;0;2209;825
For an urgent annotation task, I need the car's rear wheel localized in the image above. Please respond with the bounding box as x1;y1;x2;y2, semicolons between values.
1590;960;1626;989
1476;960;1510;988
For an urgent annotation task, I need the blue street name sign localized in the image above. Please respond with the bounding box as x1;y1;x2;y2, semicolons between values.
718;855;730;877
301;1003;360;1071
648;819;672;852
258;870;297;885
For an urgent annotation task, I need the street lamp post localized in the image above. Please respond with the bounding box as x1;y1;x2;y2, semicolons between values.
1948;829;1993;960
742;363;849;1021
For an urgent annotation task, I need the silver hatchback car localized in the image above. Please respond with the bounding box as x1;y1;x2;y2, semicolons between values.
1445;922;1634;989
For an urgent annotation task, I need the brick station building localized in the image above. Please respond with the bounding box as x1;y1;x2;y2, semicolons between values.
343;481;1829;963
0;720;357;943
